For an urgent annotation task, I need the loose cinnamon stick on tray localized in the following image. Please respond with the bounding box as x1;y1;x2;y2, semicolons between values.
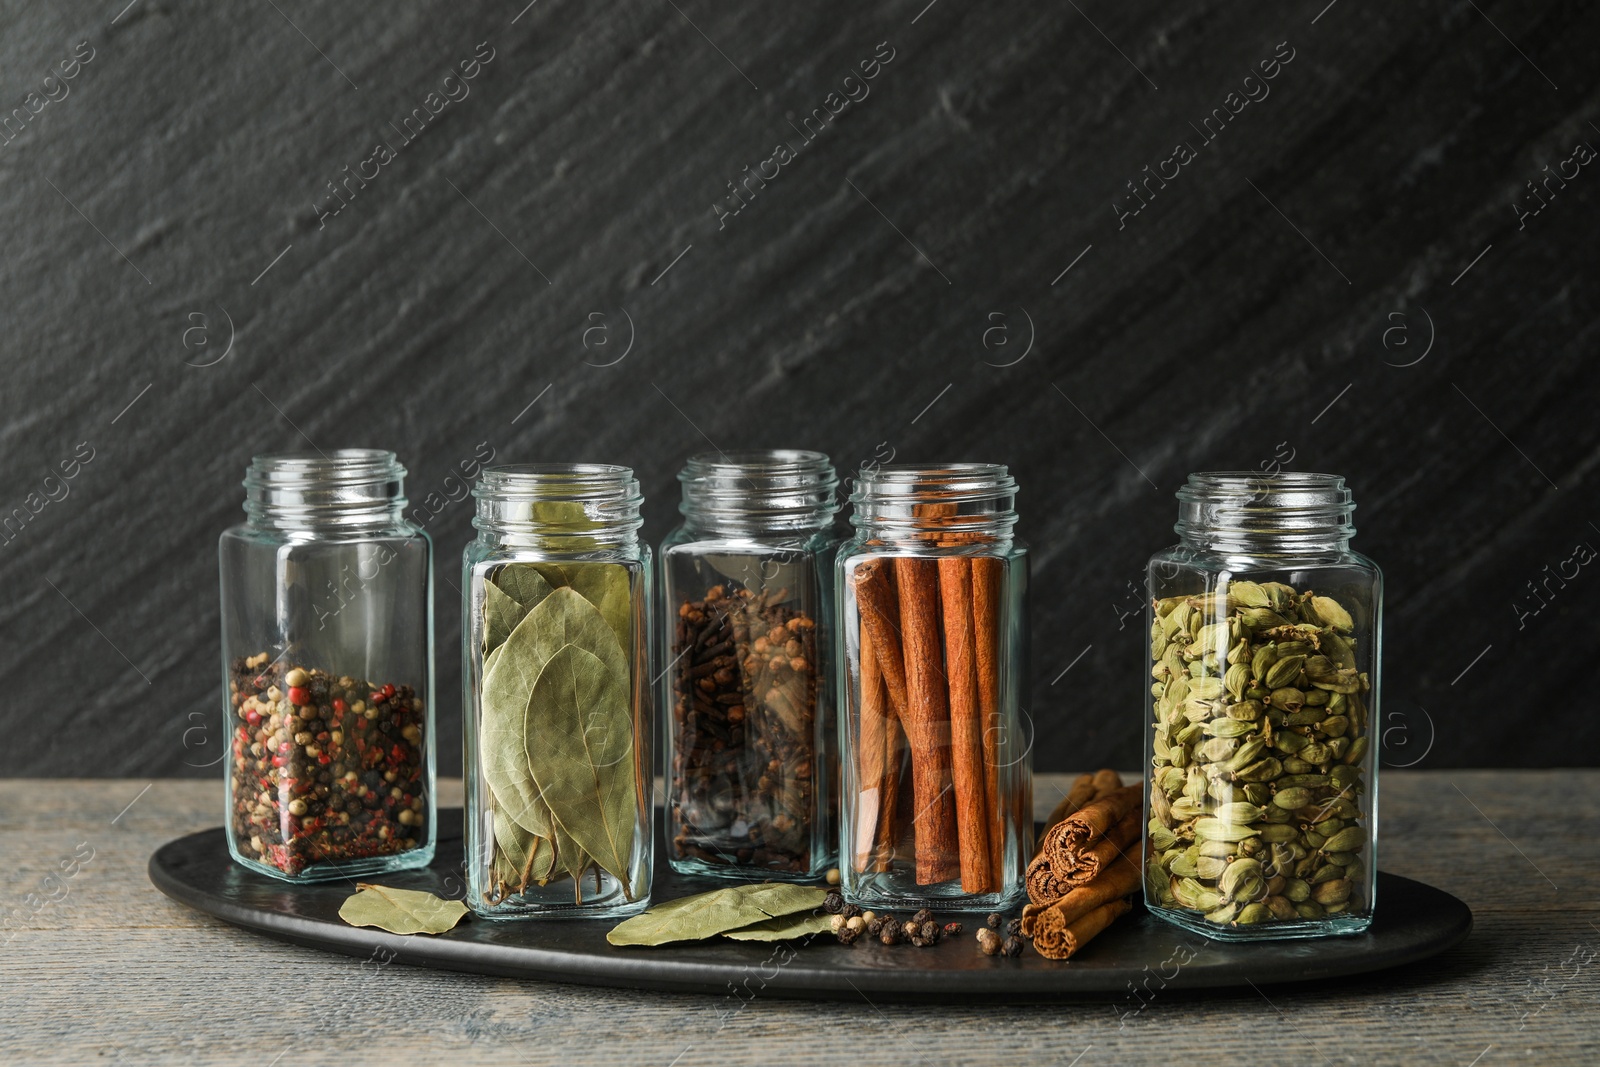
1031;851;1142;952
1043;773;1096;834
1054;808;1141;889
1033;895;1135;961
1090;768;1123;797
971;555;1004;879
1027;782;1142;906
938;556;991;893
894;556;960;885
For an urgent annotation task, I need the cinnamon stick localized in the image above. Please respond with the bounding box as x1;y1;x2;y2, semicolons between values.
1054;808;1142;889
1033;896;1135;961
938;556;991;893
971;555;1004;880
1090;768;1123;798
853;624;887;873
877;690;904;873
1043;772;1096;834
893;556;959;884
852;559;908;720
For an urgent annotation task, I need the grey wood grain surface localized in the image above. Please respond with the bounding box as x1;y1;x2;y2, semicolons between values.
1;773;1596;1065
1;1;1598;777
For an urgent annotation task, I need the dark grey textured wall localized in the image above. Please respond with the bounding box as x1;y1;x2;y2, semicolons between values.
1;0;1596;778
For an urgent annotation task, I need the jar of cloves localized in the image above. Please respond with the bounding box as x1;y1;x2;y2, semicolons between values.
1144;472;1381;940
219;450;436;882
659;450;841;880
837;463;1031;911
463;464;653;920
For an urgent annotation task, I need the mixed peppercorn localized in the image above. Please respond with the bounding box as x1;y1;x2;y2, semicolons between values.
228;652;426;876
822;891;1026;955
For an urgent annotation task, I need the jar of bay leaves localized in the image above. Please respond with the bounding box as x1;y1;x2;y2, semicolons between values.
218;450;436;883
463;464;652;919
1144;472;1381;940
659;450;841;880
837;464;1031;912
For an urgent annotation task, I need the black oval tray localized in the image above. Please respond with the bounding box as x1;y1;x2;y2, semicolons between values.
148;809;1470;1002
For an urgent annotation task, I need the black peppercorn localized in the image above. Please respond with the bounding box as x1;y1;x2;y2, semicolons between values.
867;915;888;938
1002;936;1024;958
986;912;1002;930
840;903;863;920
837;924;862;946
823;891;845;915
1006;918;1024;938
910;908;933;927
878;917;903;945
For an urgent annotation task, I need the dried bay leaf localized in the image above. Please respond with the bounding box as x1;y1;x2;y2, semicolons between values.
483;581;531;658
722;911;835;942
606;884;828;946
493;805;555;888
338;883;467;935
480;588;628;836
529;562;633;663
525;643;636;895
493;564;556;612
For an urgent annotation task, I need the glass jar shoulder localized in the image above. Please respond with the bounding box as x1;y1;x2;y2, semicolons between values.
662;523;842;557
221;521;429;549
837;534;1027;564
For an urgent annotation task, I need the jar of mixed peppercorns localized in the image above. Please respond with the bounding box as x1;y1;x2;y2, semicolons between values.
659;450;842;881
218;450;436;882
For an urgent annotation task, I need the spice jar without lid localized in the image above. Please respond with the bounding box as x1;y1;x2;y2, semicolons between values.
463;464;653;920
836;463;1031;912
1144;472;1381;941
659;450;841;880
218;450;436;883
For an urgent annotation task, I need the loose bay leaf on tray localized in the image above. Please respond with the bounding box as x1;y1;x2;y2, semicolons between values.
606;884;828;946
338;884;467;935
722;911;835;942
525;643;636;894
480;587;629;837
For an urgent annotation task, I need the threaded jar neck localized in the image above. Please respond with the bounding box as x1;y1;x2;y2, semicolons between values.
472;463;643;550
849;463;1018;543
1175;472;1355;554
243;450;408;531
678;449;838;536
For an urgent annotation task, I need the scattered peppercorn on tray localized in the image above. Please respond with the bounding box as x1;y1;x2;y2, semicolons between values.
149;810;1469;1002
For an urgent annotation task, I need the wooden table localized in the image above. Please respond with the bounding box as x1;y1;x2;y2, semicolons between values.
1;773;1594;1065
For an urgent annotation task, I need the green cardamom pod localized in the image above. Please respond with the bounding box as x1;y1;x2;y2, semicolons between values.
1203;717;1256;738
1295;900;1325;920
1310;595;1355;632
1228;580;1271;608
1284;878;1311;902
1194;818;1258;843
1234;757;1283;782
1311;878;1353;905
1265;895;1296;921
1268;687;1307;711
1169;852;1200;878
1321;826;1365;853
1274;730;1309;754
1276;773;1330;789
1327;736;1352;759
1197;855;1229;880
1254;823;1300;843
1226;699;1265;722
1264;655;1306;689
1213;802;1265;825
1281;756;1317;774
1299;741;1332;764
1205;901;1241;924
1237;902;1272;925
1228;739;1268;771
1148;821;1178;852
1319;715;1350;738
1309;863;1344;885
1187;676;1226;700
1284;707;1327;727
1272;786;1317;809
1200;737;1240;763
1220;858;1264;898
1302;688;1330;707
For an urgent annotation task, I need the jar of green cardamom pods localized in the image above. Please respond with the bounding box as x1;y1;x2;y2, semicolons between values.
1144;472;1381;940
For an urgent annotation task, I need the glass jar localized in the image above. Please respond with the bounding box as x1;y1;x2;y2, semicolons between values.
836;464;1031;911
659;450;841;880
219;450;436;883
463;464;652;920
1144;472;1381;940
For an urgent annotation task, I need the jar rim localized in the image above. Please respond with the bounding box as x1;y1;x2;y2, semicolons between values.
1175;470;1356;547
242;449;408;528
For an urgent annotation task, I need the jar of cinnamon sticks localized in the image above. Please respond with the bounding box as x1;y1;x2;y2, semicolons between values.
659;451;841;880
1144;473;1381;940
837;463;1030;911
